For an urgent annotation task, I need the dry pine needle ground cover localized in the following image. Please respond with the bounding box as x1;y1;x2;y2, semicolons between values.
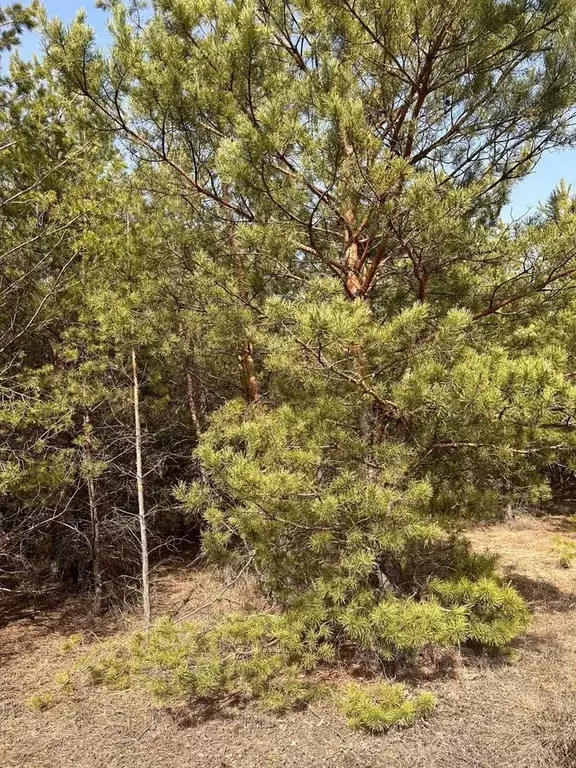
1;514;576;768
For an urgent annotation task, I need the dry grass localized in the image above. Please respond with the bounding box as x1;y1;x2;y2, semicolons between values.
2;515;576;768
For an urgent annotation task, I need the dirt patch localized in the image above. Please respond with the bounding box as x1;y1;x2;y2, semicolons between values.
1;515;576;768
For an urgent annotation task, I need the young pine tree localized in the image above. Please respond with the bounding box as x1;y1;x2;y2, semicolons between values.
43;0;576;654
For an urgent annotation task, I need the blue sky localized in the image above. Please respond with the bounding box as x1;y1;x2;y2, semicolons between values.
20;1;110;58
37;0;109;32
38;0;108;28
506;149;576;220
21;1;576;218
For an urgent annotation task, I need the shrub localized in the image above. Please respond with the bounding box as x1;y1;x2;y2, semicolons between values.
59;633;85;653
26;692;55;712
75;614;442;731
83;615;330;713
339;682;436;733
429;577;531;648
192;362;531;661
552;536;576;568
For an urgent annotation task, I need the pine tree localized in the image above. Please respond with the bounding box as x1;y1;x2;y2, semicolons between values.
37;0;576;653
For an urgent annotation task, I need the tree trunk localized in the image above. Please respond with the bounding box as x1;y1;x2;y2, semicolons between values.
178;323;205;437
228;207;261;403
84;411;102;615
186;370;203;436
132;347;151;625
238;341;261;404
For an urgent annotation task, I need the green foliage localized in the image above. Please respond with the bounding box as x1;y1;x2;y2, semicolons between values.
339;682;436;733
552;536;576;568
26;691;55;712
59;633;85;653
83;615;330;713
6;0;576;693
35;613;447;732
54;670;75;693
0;2;37;58
429;578;531;648
195;332;532;657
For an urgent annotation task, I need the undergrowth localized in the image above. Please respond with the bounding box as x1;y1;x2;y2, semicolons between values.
340;682;437;733
37;613;439;732
81;614;332;714
26;692;55;712
34;563;530;732
553;535;576;568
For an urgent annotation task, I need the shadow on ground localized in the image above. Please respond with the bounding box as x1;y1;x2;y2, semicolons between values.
503;570;576;612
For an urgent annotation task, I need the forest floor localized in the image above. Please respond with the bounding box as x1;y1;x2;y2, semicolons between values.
2;514;576;768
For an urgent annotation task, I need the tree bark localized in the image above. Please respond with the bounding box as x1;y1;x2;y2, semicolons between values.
132;347;151;625
229;212;261;403
238;341;261;403
186;370;203;437
178;323;205;437
84;411;102;615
